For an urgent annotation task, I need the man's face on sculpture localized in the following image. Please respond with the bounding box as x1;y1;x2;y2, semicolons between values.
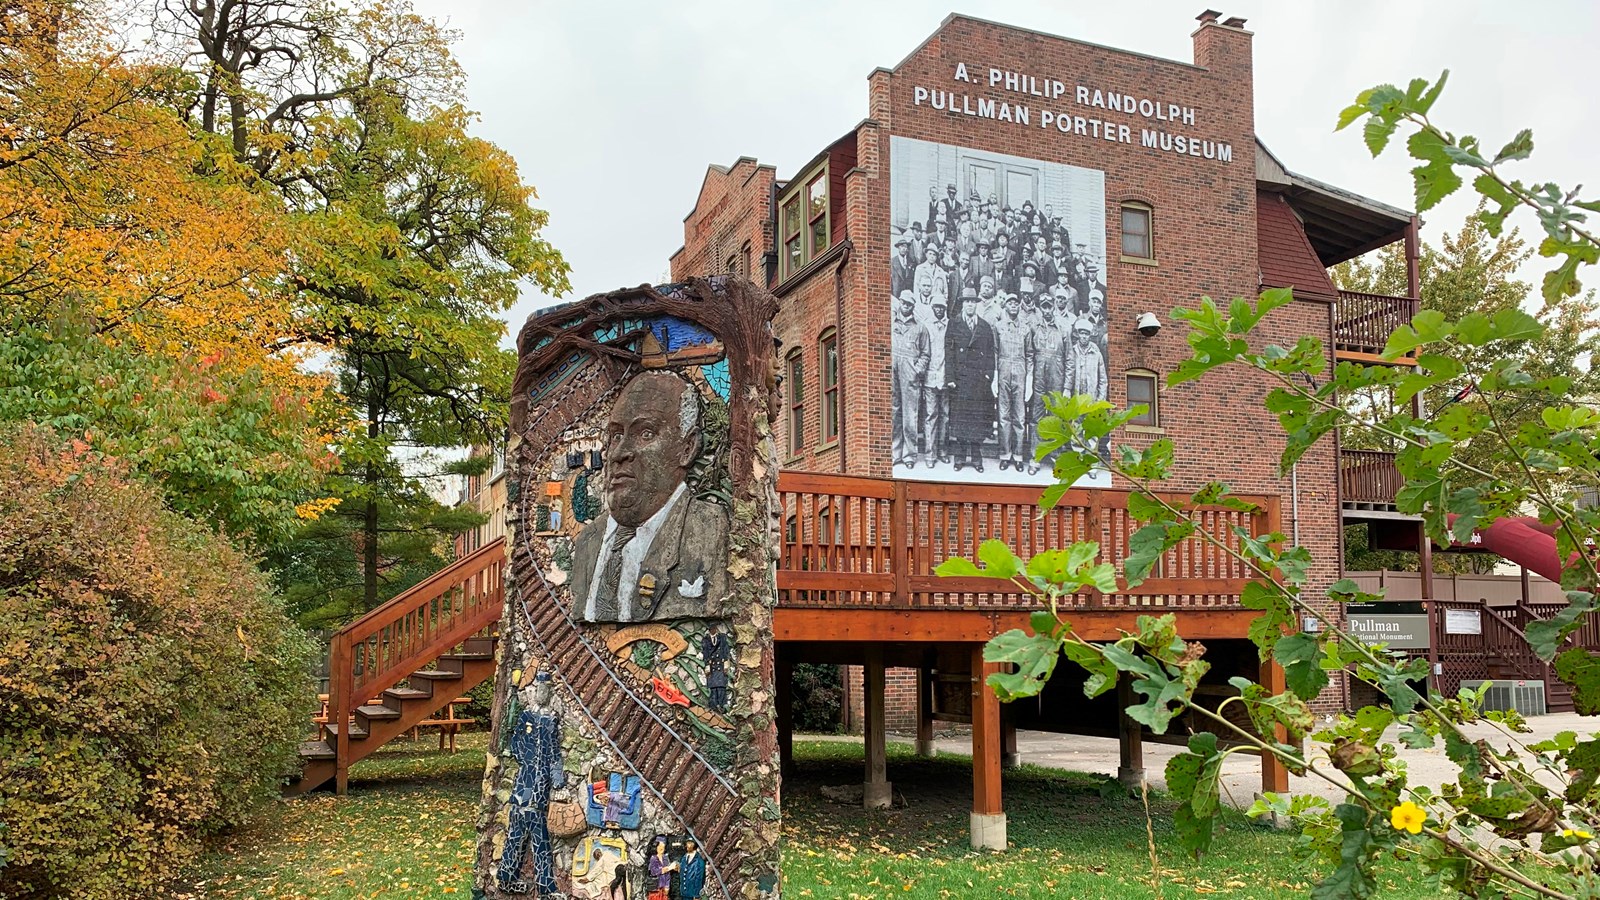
604;374;696;528
932;302;947;321
1089;293;1105;317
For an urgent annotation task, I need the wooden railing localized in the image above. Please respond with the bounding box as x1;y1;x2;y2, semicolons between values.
326;537;505;773
1482;606;1545;681
1335;290;1418;357
777;472;1277;610
1340;449;1401;508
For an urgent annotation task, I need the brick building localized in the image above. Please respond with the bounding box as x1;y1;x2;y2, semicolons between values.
668;11;1417;849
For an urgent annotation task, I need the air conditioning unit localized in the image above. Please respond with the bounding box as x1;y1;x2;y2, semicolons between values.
1462;679;1547;716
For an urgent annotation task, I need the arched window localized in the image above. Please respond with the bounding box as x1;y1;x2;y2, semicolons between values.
819;328;839;443
1126;368;1160;427
1121;201;1154;260
786;349;805;455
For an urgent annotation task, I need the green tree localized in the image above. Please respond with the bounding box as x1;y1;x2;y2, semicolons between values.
161;0;571;611
1335;212;1599;575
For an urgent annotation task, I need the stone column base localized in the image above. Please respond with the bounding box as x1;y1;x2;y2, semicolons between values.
863;780;893;809
915;738;937;758
969;811;1007;851
1117;766;1145;788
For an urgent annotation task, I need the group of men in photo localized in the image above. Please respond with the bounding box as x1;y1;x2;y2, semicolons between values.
890;182;1110;475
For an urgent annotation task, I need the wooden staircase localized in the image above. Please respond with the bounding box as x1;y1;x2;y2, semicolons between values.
288;538;507;795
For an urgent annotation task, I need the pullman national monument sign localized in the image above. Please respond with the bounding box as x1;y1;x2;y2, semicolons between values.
475;278;783;900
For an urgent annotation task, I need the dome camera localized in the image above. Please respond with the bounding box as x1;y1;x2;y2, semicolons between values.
1136;312;1161;338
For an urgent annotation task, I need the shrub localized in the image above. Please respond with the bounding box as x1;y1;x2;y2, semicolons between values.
0;427;317;899
792;663;845;733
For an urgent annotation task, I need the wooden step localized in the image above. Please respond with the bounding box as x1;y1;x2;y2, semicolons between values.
356;704;402;720
436;654;493;675
299;740;336;761
408;669;463;684
323;722;368;740
462;637;497;655
384;687;431;702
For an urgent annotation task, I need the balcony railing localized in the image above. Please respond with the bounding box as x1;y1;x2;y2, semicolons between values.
1340;449;1401;509
1334;290;1418;360
776;472;1278;611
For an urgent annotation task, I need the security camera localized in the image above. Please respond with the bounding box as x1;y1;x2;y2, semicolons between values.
1136;312;1161;337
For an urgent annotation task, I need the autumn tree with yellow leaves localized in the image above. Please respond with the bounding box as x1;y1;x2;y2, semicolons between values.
154;0;571;616
0;1;568;893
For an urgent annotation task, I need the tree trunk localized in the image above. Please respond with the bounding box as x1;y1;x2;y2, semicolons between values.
363;392;380;610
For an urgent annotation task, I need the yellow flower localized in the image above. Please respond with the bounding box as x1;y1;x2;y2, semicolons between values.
1562;828;1594;840
1390;801;1426;835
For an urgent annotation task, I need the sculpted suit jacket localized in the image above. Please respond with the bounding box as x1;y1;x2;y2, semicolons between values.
568;494;729;623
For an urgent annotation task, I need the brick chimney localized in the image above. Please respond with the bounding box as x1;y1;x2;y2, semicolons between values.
1192;9;1253;72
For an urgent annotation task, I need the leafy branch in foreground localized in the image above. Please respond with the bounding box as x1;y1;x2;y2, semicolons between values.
941;72;1600;898
1339;70;1599;304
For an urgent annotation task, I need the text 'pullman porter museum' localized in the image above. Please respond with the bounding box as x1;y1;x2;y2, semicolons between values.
620;10;1420;852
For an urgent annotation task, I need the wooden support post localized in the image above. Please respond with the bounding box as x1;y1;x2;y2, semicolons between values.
1116;674;1144;788
1259;657;1291;795
863;646;891;809
1000;709;1020;769
970;643;1007;850
776;651;795;778
915;666;937;758
330;635;351;796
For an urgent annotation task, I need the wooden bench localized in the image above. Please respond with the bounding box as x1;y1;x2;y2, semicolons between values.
409;697;476;753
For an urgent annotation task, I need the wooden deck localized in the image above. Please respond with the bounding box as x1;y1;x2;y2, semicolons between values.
776;471;1278;614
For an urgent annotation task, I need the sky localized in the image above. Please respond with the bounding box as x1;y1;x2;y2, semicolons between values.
407;0;1600;341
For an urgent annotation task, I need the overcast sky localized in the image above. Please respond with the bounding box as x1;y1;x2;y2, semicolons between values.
408;0;1598;341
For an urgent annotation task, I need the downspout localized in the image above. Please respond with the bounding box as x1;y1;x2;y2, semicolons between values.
832;238;854;472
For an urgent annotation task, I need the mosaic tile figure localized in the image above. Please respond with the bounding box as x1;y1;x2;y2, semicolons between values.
496;673;565;895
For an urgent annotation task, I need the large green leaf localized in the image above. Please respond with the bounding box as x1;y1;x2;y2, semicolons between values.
1273;632;1329;701
1311;804;1377;900
983;629;1062;701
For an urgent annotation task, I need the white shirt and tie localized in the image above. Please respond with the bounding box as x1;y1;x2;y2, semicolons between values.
583;483;687;622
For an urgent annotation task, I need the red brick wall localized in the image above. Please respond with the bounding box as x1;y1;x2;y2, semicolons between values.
670;158;774;284
840;665;920;734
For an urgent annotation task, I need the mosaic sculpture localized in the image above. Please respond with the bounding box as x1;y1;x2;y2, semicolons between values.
476;278;782;900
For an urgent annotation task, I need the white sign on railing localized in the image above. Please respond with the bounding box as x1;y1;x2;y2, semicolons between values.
1445;608;1482;636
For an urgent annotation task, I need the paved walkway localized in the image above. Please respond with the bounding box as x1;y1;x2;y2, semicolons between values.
817;712;1590;809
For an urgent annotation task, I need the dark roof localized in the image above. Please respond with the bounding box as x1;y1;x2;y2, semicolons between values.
1257;189;1339;302
1256;140;1412;266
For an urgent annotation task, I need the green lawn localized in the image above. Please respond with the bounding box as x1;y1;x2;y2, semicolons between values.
182;733;1450;899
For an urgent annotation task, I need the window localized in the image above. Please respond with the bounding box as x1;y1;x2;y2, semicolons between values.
786;349;805;454
1127;370;1159;426
1121;202;1153;259
489;444;506;482
779;163;829;280
808;174;829;260
782;197;803;277
725;252;739;276
819;329;839;443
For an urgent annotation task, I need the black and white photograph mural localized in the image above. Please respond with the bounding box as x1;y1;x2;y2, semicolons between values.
889;135;1111;487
